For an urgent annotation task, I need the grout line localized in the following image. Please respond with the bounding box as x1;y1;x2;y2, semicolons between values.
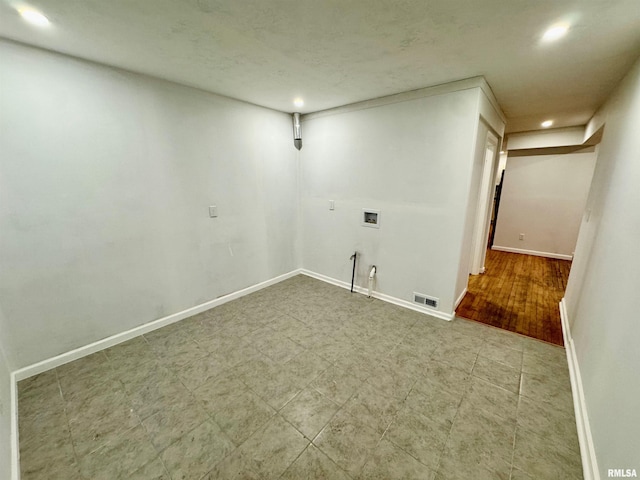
275;442;312;479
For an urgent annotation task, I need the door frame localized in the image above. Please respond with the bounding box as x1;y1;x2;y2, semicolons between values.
470;130;500;275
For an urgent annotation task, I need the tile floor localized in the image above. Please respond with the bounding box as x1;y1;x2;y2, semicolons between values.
18;275;583;479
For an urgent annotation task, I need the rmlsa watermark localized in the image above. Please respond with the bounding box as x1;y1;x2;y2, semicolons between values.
608;469;638;478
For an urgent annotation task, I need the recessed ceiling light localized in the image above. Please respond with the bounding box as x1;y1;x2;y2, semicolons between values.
541;120;554;128
542;24;569;42
293;98;304;108
19;8;50;26
500;151;505;154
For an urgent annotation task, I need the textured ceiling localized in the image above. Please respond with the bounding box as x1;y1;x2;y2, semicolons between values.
1;0;639;132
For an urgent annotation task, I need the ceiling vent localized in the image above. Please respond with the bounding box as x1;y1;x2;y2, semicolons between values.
413;292;438;309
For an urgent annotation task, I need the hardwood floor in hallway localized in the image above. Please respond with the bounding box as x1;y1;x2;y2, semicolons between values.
456;249;572;345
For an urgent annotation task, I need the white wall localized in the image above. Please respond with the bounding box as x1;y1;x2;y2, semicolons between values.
454;89;505;305
564;55;640;477
493;152;596;258
0;304;13;480
300;87;481;316
455;120;490;294
0;41;299;368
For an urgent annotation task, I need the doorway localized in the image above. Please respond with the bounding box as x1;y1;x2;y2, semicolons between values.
457;146;598;345
469;130;499;276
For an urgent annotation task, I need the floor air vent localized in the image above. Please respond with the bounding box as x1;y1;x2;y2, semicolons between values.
413;292;439;309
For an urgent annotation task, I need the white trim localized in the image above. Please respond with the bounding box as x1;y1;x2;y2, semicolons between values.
10;371;19;480
470;130;499;275
560;298;600;480
454;288;468;310
491;245;573;261
303;77;488;122
300;269;454;321
477;77;507;125
12;269;302;382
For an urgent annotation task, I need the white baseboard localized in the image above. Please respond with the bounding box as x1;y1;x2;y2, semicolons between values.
300;269;454;322
560;298;600;480
454;288;468;310
13;269;302;382
492;245;573;261
10;371;18;480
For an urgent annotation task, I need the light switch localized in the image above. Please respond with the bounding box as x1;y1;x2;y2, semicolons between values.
209;206;218;218
329;200;335;211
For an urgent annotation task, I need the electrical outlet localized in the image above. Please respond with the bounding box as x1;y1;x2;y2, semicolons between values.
209;206;218;218
519;233;525;240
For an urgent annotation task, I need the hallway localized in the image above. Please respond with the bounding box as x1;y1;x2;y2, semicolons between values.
456;250;571;345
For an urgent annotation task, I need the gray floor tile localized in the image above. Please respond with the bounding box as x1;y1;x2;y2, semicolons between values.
334;350;378;381
478;340;524;369
513;426;584;479
19;409;70;454
311;365;363;405
522;338;567;363
358;439;435;480
403;383;461;428
472;354;521;393
430;344;479;373
483;328;526;352
56;351;112;382
128;457;171;479
280;444;351;480
516;393;580;454
365;360;416;401
66;379;141;458
208;386;276;444
18;370;58;399
142;396;210;452
522;350;569;377
384;407;449;469
435;456;511;480
415;360;471;397
253;334;305;364
161;420;235;480
313;410;383;477
207;415;308;480
520;371;575;413
283;350;331;388
78;425;157;480
280;388;340;439
128;374;193;421
240;365;301;410
192;370;247;414
104;336;157;373
462;376;519;422
172;353;234;392
343;382;402;434
20;437;78;480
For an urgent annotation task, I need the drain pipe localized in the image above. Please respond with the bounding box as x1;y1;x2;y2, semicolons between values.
368;265;377;298
350;252;357;293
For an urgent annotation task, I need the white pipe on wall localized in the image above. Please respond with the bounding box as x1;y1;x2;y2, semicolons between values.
368;265;377;297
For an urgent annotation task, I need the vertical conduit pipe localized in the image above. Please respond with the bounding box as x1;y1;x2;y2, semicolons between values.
292;112;302;150
350;252;357;292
